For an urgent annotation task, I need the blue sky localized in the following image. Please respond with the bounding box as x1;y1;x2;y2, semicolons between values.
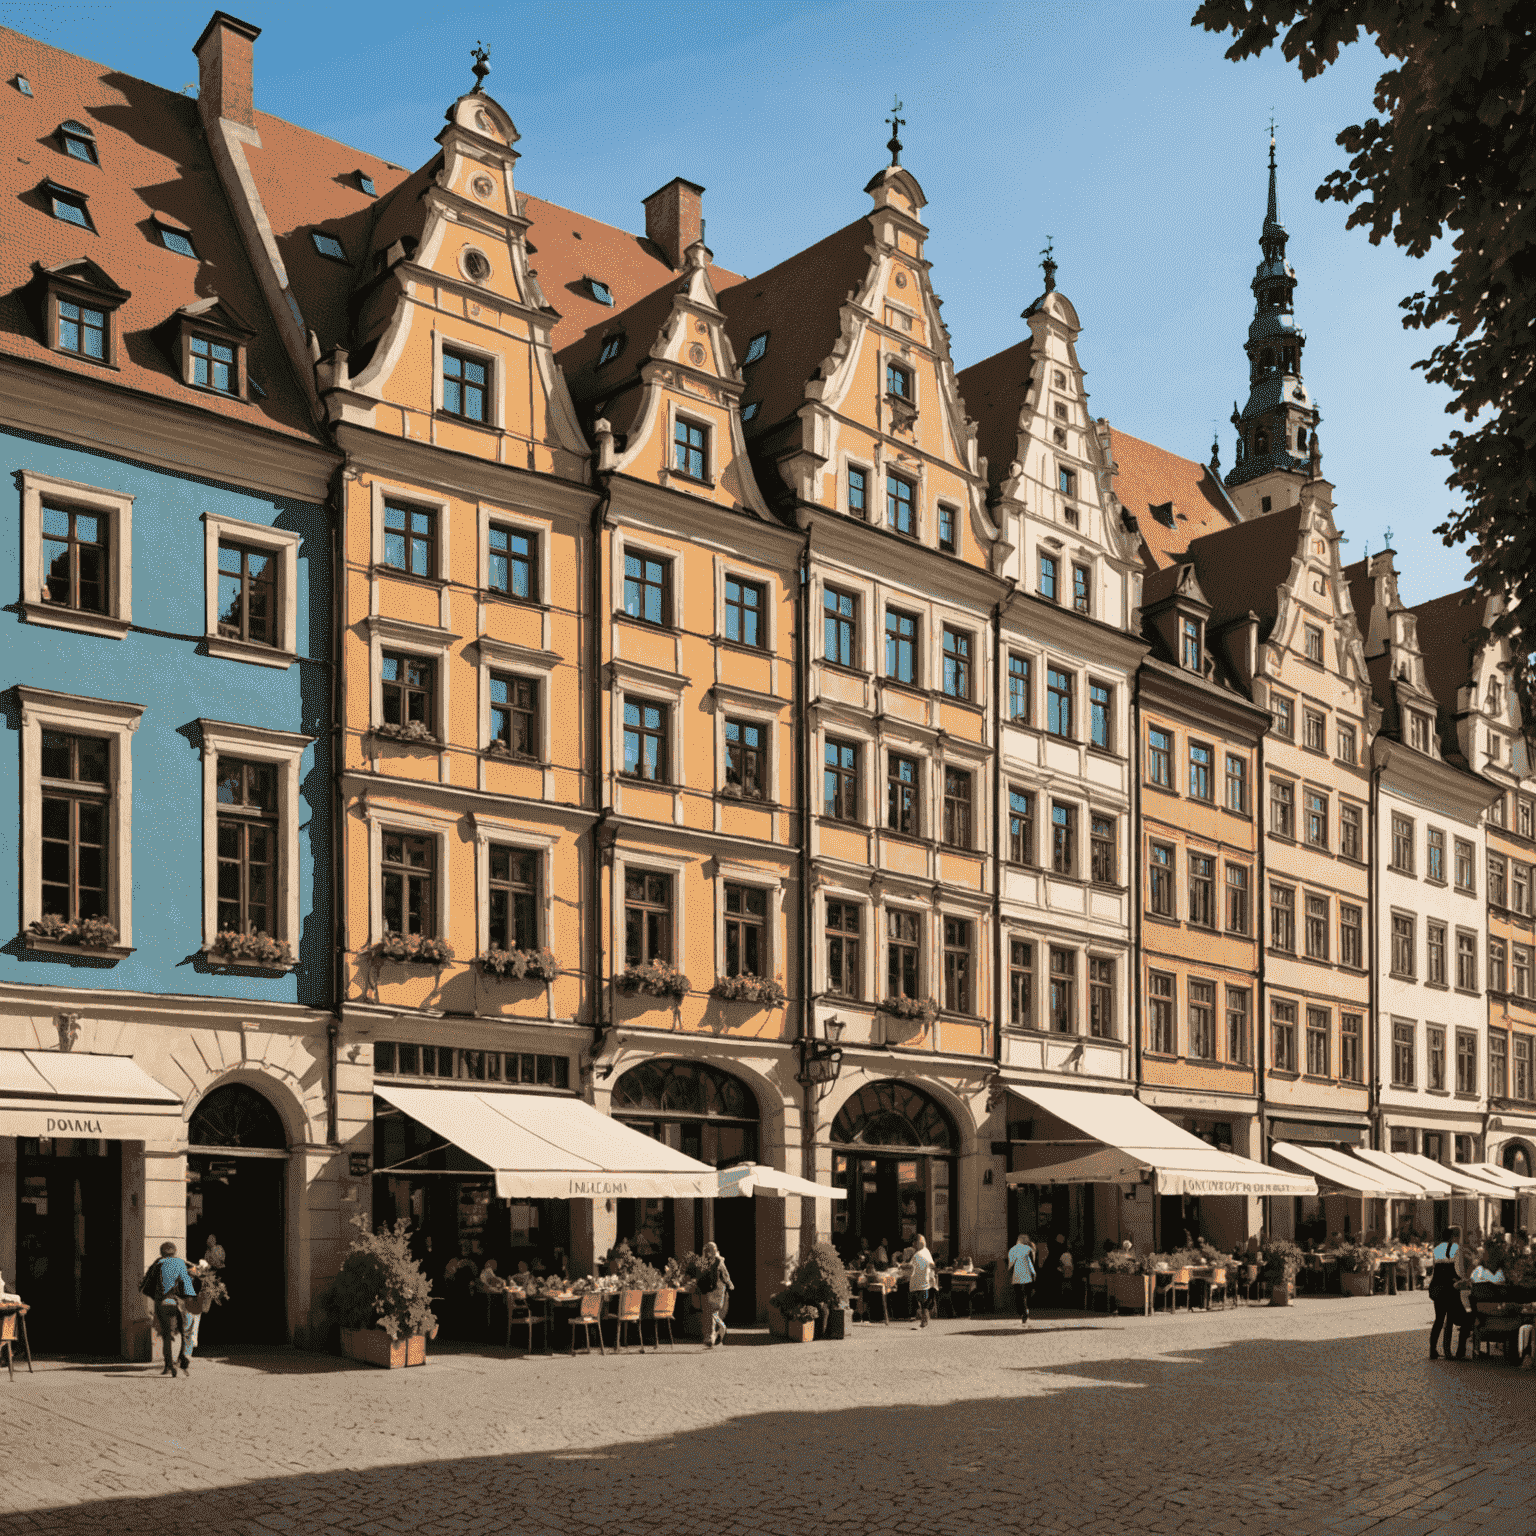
6;0;1465;602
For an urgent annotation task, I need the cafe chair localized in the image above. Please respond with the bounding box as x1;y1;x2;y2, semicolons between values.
1203;1267;1228;1311
936;1275;955;1320
614;1289;645;1354
507;1295;549;1356
1239;1264;1262;1305
1085;1271;1110;1313
950;1274;976;1319
865;1276;893;1326
1;1306;33;1380
570;1292;606;1356
647;1288;678;1350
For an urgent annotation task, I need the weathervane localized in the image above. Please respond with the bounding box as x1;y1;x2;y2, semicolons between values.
470;41;491;90
1040;236;1057;294
1383;524;1394;550
886;95;905;166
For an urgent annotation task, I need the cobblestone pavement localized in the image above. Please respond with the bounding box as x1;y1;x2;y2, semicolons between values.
1;1293;1532;1535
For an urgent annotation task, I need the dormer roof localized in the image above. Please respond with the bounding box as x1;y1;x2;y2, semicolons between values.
1108;427;1241;571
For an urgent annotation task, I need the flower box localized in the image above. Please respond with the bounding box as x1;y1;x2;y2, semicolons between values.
1107;1272;1153;1315
27;913;120;950
372;933;455;966
204;929;292;968
371;721;438;746
711;974;787;1006
477;946;559;982
616;961;691;999
340;1327;429;1369
1340;1269;1374;1297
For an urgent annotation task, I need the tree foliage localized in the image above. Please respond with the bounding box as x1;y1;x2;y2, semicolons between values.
1193;1;1536;715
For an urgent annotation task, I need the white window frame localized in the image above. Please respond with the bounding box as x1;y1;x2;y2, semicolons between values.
202;511;300;668
197;719;310;953
19;470;133;639
881;897;930;1003
614;531;681;630
715;861;785;986
842;454;876;522
665;402;716;486
712;684;785;805
18;686;143;948
612;658;689;803
936;903;982;1017
432;329;505;432
476;633;559;763
819;884;874;1000
470;811;555;955
818;574;872;672
371;481;453;586
613;846;689;973
1085;945;1122;1042
818;713;878;825
716;559;776;653
367;614;457;746
478;502;550;606
363;801;455;949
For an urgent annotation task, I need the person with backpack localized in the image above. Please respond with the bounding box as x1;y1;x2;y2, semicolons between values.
140;1240;196;1377
698;1241;733;1348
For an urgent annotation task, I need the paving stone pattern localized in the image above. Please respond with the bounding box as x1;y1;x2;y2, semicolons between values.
1;1294;1532;1536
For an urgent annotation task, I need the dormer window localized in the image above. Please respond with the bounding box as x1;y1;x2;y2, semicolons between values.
1180;617;1201;671
743;332;768;366
742;402;759;423
174;297;253;401
58;121;98;164
1058;467;1076;496
1304;624;1323;663
15;75;34;97
886;360;912;399
357;172;377;196
312;232;347;262
597;333;625;367
1054;401;1067;420
1408;710;1431;753
57;299;106;361
191;335;236;394
44;181;93;230
155;221;197;258
938;504;957;554
38;258;129;367
585;277;614;306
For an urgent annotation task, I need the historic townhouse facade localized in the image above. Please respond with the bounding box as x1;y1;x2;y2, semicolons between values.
0;27;339;1359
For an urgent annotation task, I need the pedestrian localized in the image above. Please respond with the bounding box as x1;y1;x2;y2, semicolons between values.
1006;1232;1036;1328
1058;1243;1076;1306
139;1240;196;1378
909;1236;938;1329
698;1240;733;1348
1428;1224;1469;1360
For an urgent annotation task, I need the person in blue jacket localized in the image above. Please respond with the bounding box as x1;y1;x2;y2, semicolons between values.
140;1241;196;1377
1007;1233;1037;1329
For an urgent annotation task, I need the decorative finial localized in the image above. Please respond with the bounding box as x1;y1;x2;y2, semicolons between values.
1309;427;1322;479
470;41;491;91
1209;428;1220;473
1040;236;1057;294
886;95;905;167
1383;523;1394;550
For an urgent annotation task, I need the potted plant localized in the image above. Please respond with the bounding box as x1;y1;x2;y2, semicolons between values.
477;946;560;982
878;995;938;1044
372;719;437;745
27;912;120;950
615;960;691;999
204;929;292;968
784;1241;853;1340
325;1214;438;1368
1334;1242;1378;1297
711;973;788;1007
1261;1238;1303;1305
372;932;455;966
1095;1247;1152;1313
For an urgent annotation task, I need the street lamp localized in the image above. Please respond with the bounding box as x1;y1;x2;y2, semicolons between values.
797;1037;844;1086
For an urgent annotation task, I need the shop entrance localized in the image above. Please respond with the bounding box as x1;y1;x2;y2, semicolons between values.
15;1137;121;1354
185;1084;288;1346
831;1081;957;1263
613;1059;760;1321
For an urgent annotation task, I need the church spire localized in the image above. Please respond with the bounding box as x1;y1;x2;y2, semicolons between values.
1264;121;1280;232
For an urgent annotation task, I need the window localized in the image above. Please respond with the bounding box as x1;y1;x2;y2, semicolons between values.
1304;624;1323;663
440;348;488;423
490;674;538;759
1270;778;1294;839
381;831;435;937
942;768;973;849
1053;369;1066;388
1392;1022;1415;1087
941;627;972;699
1090;682;1112;751
1517;1037;1532;1101
381;651;434;734
1189;742;1213;801
189;333;235;394
384;502;436;578
1008;654;1031;724
358;172;377;196
1391;913;1415;977
1181;617;1201;672
1049;948;1076;1033
1332;1011;1359;1083
885;360;912;399
1427;827;1446;883
723;884;768;978
1428;1026;1447;1091
1305;789;1329;848
1304;709;1326;753
1409;711;1431;753
1058;467;1077;496
1089;958;1115;1039
1272;1000;1297;1072
488;524;536;600
597;334;624;367
943;917;973;1013
1341;802;1362;861
622;699;668;782
1305;892;1329;960
724;719;764;800
39;731;110;926
56;298;106;359
216;541;275;646
673;417;708;479
1456;931;1478;992
1427;921;1446;985
1147;728;1172;788
886;474;915;535
1521;799;1535;841
824;739;860;821
1187;979;1216;1060
938;504;957;554
1514;945;1533;999
624;871;671;965
887;910;921;999
1491;938;1508;995
45;182;93;229
488;846;537;951
58;120;98;163
1391;814;1414;873
1227;987;1251;1065
1149;972;1175;1054
886;754;919;835
724;576;765;649
1072;563;1092;615
1226;754;1248;813
1090;815;1116;885
847;466;867;518
1038;553;1059;602
623;551;670;626
1337;723;1357;764
1226;864;1250;934
1455;838;1476;893
312;231;347;261
1051;802;1076;876
1189;854;1215;928
1148;842;1174;917
1341;903;1362;969
1271;693;1294;740
1515;862;1534;916
1491;1030;1509;1099
1047;668;1073;738
1009;940;1034;1028
1490;855;1507;907
826;901;862;998
586;279;614;306
1270;883;1295;952
1456;1030;1478;1095
823;587;858;667
743;332;769;366
885;609;918;684
1008;789;1035;865
41;503;109;614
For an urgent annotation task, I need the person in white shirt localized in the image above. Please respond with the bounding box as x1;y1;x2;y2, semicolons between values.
908;1236;938;1329
1006;1234;1037;1329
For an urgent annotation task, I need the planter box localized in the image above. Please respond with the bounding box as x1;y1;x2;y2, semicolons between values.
1106;1273;1153;1315
1269;1283;1292;1307
815;1306;849;1341
1340;1270;1374;1297
767;1302;816;1341
340;1327;428;1368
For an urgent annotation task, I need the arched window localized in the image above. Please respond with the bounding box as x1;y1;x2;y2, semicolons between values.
189;1083;286;1149
1505;1143;1532;1179
1259;349;1274;376
613;1059;758;1121
832;1079;955;1152
1295;427;1307;452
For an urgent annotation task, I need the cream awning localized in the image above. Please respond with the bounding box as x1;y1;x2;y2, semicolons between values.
0;1049;181;1140
374;1084;722;1199
1270;1142;1411;1198
1397;1152;1512;1200
1466;1161;1536;1194
1350;1148;1452;1197
1004;1086;1316;1197
716;1164;847;1200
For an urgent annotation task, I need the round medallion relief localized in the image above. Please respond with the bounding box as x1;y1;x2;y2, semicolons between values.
471;174;494;200
462;249;492;282
688;342;706;365
894;271;908;289
695;320;707;334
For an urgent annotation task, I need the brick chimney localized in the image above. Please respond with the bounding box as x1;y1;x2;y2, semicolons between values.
642;178;705;270
193;11;261;129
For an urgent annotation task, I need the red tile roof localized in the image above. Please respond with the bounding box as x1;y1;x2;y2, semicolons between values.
1411;584;1486;714
0;29;320;440
1107;427;1240;571
955;337;1033;492
1182;503;1305;635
